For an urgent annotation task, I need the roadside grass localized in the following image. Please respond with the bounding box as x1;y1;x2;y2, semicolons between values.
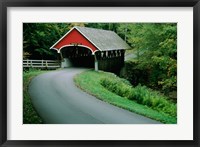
100;78;176;117
23;69;50;124
74;70;177;124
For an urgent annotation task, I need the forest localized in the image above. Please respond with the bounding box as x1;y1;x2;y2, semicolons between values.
23;22;177;99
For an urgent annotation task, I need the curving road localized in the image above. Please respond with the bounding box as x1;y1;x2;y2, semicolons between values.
29;68;161;124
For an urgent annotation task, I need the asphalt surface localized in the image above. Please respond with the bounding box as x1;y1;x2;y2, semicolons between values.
29;68;161;124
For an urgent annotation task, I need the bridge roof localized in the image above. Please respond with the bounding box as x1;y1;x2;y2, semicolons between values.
50;26;131;52
75;26;131;51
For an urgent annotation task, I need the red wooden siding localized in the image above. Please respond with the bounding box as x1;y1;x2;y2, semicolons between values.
52;29;98;53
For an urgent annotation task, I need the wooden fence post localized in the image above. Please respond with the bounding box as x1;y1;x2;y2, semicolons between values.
30;60;32;68
45;60;48;68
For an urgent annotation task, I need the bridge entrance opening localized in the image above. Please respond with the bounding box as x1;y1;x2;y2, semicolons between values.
60;46;94;68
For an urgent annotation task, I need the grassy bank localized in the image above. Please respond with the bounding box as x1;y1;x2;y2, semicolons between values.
74;70;177;124
23;69;49;124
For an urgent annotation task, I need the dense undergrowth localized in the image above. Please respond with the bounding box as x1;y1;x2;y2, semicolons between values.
100;77;176;117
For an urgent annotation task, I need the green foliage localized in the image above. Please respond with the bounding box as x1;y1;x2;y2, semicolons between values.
120;23;177;95
23;23;70;59
23;69;48;123
100;77;177;117
120;60;149;86
86;23;120;32
74;70;177;124
100;76;132;98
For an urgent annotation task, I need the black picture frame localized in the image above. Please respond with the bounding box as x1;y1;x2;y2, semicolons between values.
0;0;199;146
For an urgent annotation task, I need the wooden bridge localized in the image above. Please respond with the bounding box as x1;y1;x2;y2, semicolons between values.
50;26;130;72
23;59;61;69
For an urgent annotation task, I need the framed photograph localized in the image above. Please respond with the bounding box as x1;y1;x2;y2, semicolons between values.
0;0;199;146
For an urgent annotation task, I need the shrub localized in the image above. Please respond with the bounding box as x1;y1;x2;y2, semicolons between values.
100;77;176;117
100;77;132;98
120;60;177;98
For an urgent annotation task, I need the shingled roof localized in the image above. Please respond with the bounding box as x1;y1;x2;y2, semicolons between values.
75;26;130;51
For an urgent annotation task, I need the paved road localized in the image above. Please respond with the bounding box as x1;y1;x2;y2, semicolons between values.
29;68;161;124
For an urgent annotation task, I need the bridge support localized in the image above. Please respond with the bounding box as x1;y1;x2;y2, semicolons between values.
94;54;98;71
61;58;73;68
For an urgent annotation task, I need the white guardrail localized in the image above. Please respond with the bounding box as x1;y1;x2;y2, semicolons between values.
23;59;61;69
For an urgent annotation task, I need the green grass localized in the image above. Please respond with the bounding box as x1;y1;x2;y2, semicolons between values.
74;70;177;124
23;69;50;124
100;78;177;117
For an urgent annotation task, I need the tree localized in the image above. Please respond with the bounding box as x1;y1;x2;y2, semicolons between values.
23;23;71;59
123;23;177;94
68;23;85;29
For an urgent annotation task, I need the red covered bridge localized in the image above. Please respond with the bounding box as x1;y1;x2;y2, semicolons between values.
50;26;130;72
